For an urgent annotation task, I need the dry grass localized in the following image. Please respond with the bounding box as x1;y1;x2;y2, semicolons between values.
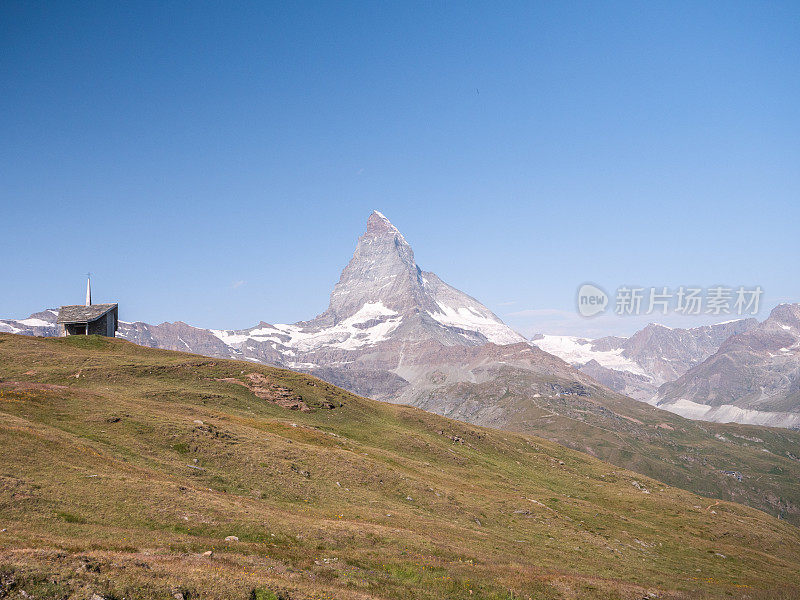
0;333;798;599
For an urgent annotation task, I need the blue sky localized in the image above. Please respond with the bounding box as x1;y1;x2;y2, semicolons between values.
2;2;798;337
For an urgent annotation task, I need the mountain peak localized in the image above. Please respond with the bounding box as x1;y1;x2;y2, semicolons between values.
301;211;525;346
766;302;800;329
366;210;404;238
309;211;419;326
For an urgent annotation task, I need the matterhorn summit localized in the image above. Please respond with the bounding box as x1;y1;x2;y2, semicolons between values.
305;210;525;347
314;210;427;325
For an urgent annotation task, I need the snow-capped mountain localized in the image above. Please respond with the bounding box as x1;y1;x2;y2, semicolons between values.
531;319;758;401
206;210;525;356
532;312;800;428
6;211;798;429
8;215;800;525
653;303;800;428
0;309;62;337
2;211;548;403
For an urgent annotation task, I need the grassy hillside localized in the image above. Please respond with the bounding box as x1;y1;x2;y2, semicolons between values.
0;334;799;600
413;365;800;525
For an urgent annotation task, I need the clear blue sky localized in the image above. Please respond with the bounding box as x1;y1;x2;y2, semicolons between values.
2;2;798;337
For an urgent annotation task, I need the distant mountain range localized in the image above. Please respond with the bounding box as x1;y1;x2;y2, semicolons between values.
532;319;758;401
1;211;598;406
2;210;798;429
5;210;800;522
531;307;800;429
653;303;800;427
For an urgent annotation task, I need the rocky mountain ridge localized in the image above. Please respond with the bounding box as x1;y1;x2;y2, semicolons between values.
0;212;554;403
531;319;758;400
3;212;799;430
653;303;800;427
531;311;800;428
6;212;800;523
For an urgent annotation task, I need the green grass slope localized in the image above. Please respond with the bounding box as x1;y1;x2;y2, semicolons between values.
0;333;798;600
414;365;800;525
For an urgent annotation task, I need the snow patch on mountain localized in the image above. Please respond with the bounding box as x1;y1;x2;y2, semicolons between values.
278;302;402;351
18;318;52;327
211;302;403;353
531;335;648;376
428;302;524;346
210;330;252;346
653;398;800;429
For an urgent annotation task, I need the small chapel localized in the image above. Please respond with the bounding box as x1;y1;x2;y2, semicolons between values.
57;276;118;337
